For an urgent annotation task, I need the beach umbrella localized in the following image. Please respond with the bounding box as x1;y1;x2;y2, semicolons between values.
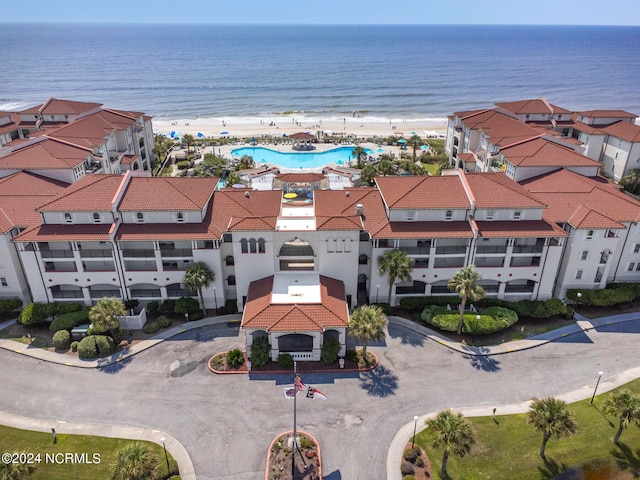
220;131;229;135
397;138;407;144
336;160;344;165
376;148;385;153
197;132;205;138
420;144;430;150
410;131;416;135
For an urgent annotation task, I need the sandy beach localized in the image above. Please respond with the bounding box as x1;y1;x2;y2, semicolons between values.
153;116;447;139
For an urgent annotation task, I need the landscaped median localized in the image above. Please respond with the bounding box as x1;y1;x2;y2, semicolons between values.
405;378;640;480
266;430;322;480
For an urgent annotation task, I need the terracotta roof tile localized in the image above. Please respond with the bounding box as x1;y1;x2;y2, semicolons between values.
455;109;545;147
40;98;102;116
465;172;547;208
37;175;123;212
601;121;640;143
275;173;325;183
373;221;473;239
476;220;568;238
499;137;600;168
47;110;137;149
314;188;388;234
578;110;637;119
495;98;572;115
211;190;282;236
14;223;112;242
0;138;91;170
118;177;218;211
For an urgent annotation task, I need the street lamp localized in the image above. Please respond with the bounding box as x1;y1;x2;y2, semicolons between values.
412;416;419;449
474;314;480;345
160;437;170;475
376;284;379;303
591;371;604;404
213;286;218;312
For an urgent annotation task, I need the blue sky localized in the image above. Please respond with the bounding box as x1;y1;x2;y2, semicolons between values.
4;0;640;25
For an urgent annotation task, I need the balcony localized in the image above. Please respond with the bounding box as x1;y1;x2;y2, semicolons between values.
124;260;157;271
400;246;432;255
512;244;544;254
474;257;505;268
160;248;193;258
79;248;113;258
412;258;429;268
44;261;77;272
476;245;507;254
122;249;155;258
435;246;467;255
40;249;74;259
434;257;466;269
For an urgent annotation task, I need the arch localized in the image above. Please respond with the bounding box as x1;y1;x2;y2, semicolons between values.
323;329;340;343
92;213;100;223
166;283;191;298
277;333;313;352
430;280;450;295
279;238;314;257
227;275;236;286
176;212;184;223
249;238;257;254
251;330;268;342
225;255;235;266
50;284;83;300
88;284;121;300
129;283;161;298
478;280;500;294
64;212;72;223
240;238;248;254
358;254;368;265
136;212;144;223
396;280;426;295
258;238;266;253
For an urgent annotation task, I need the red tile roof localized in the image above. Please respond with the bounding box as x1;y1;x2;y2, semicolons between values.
121;154;140;165
498;137;600;168
495;98;572;115
465;172;547;209
314;188;388;234
210;190;281;235
376;175;471;210
241;275;349;332
577;110;637;119
275;173;325;183
14;223;112;242
37;174;124;212
0;138;91;170
601;121;640;143
476;220;568;238
374;221;473;239
115;221;216;241
455;109;544;146
118;177;218;211
47;110;138;149
40;98;102;116
521;169;640;225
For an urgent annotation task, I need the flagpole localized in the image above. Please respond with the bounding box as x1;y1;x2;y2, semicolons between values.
292;360;297;478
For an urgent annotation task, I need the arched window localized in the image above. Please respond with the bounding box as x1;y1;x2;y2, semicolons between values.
64;212;72;223
227;275;236;286
225;255;235;266
445;210;453;221
359;254;368;265
249;238;257;254
240;238;248;254
92;213;100;223
279;238;314;257
258;238;265;253
176;212;184;223
136;212;144;223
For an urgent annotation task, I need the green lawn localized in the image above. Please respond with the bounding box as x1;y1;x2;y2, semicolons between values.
415;379;640;480
0;425;178;479
0;329;49;349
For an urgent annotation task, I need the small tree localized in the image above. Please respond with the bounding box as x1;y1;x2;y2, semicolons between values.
89;297;126;339
360;163;378;185
603;391;640;444
349;305;388;359
182;133;194;153
448;265;486;335
527;397;577;458
378;249;412;304
408;134;422;161
182;262;215;316
427;409;475;474
0;457;36;479
351;145;367;168
111;442;159;480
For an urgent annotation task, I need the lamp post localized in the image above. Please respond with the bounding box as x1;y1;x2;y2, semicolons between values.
376;284;379;304
411;415;419;449
591;371;604;404
474;314;480;345
160;437;170;475
213;286;218;312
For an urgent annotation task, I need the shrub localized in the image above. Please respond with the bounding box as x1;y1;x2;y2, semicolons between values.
19;303;49;326
70;341;79;352
53;330;71;350
143;321;160;334
49;310;90;332
371;302;392;315
421;305;518;334
567;286;637;307
250;336;270;368
400;461;414;476
159;299;176;314
77;335;115;359
399;296;428;312
415;457;424;468
403;448;417;463
157;316;172;328
189;311;204;321
176;160;189;170
299;436;314;449
174;297;200;314
146;300;160;314
345;349;358;362
321;338;341;364
0;298;22;314
277;353;294;369
52;302;84;315
403;475;417;480
226;348;244;367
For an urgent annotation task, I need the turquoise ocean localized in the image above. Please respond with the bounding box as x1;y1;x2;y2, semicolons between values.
0;24;638;125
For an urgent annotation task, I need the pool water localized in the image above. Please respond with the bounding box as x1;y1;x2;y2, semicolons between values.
230;146;373;169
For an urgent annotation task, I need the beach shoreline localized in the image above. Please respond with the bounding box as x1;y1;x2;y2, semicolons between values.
152;115;448;139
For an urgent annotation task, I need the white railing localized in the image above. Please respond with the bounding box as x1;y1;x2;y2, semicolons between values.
116;308;147;330
289;352;314;361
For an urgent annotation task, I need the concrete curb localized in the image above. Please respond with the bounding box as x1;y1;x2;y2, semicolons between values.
0;409;195;480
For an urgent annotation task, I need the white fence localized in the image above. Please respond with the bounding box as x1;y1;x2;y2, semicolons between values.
116;308;148;330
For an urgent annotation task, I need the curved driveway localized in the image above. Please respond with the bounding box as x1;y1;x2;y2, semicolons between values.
0;316;639;479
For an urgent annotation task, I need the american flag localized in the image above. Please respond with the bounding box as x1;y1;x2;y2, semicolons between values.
294;375;305;391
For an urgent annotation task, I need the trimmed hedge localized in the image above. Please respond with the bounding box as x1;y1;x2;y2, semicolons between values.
49;310;90;332
159;299;176;314
143;321;160;334
174;297;200;314
19;302;85;327
70;341;79;353
176;160;189;170
189;311;204;321
146;300;160;314
277;353;294;369
0;298;22;314
77;335;116;359
321;338;341;364
157;316;172;328
566;284;640;307
52;330;71;350
250;336;270;368
421;305;518;334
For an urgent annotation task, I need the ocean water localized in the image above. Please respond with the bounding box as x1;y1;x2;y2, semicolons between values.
0;24;639;125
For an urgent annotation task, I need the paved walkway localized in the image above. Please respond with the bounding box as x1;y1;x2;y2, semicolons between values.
1;310;638;480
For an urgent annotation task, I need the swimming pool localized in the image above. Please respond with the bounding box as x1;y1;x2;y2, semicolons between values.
230;146;373;169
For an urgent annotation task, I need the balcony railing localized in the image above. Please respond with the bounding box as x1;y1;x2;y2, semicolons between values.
122;249;155;258
435;246;467;255
512;245;544;254
44;262;77;272
80;248;113;258
40;249;74;259
399;246;432;255
160;248;193;258
51;290;84;299
476;246;508;254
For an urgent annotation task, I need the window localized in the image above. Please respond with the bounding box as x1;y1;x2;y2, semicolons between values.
225;255;234;266
64;213;72;223
222;233;232;242
406;210;415;221
359;254;368;265
636;264;640;271
258;238;265;253
240;238;248;254
513;210;522;220
344;238;352;252
586;230;594;240
176;212;184;223
249;238;257;254
0;277;7;287
634;244;640;254
444;210;453;221
576;270;583;280
92;213;100;223
628;263;635;272
486;210;494;220
581;251;589;261
227;275;236;286
136;212;144;223
327;238;334;253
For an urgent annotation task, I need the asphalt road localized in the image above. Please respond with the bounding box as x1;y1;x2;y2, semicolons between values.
1;319;639;479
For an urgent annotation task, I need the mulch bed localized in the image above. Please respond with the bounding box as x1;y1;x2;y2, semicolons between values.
267;432;320;480
401;442;432;479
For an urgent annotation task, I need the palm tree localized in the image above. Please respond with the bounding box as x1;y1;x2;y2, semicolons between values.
351;145;367;168
408;134;422;161
378;249;412;304
378;158;395;176
621;168;640;194
183;262;215;315
237;155;254;170
448;265;486;335
89;297;126;338
427;409;475;474
360;163;378;185
603;391;640;444
225;171;242;187
111;442;159;480
348;305;388;359
0;458;35;480
182;133;194;154
527;397;577;458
